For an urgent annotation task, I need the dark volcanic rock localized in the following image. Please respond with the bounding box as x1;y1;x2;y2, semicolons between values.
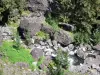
58;23;75;31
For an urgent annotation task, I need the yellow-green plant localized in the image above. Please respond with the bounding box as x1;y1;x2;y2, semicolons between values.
36;31;49;40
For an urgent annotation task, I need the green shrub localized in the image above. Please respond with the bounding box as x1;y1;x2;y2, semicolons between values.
74;32;91;44
45;14;59;31
36;31;49;40
92;28;100;45
49;0;100;44
48;48;69;75
0;41;34;69
0;0;27;24
13;31;21;49
24;30;31;46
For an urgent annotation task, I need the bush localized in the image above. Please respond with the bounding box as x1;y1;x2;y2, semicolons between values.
48;48;69;75
92;28;100;45
49;0;100;44
0;41;34;69
36;31;49;40
0;0;27;24
45;14;59;31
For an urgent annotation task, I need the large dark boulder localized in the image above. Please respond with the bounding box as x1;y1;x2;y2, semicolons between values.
41;25;73;46
18;17;43;39
58;23;75;31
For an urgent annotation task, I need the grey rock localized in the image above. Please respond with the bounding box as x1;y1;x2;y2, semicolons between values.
0;31;2;46
44;48;53;52
41;25;73;46
93;44;100;51
45;52;52;56
18;17;42;38
41;24;55;37
54;30;73;46
52;40;58;47
0;26;13;40
39;41;45;46
30;48;43;61
76;49;85;59
28;0;48;12
15;62;29;69
68;44;74;51
46;39;53;47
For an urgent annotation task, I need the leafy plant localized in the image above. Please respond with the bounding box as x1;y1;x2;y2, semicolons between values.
45;14;59;31
48;48;69;75
24;30;31;46
74;32;91;44
36;31;49;40
13;31;21;50
92;28;100;45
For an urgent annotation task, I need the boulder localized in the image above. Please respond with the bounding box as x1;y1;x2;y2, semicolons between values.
30;48;44;61
93;44;100;51
0;26;13;40
54;30;73;46
41;25;73;46
58;23;75;31
41;25;55;38
18;17;43;39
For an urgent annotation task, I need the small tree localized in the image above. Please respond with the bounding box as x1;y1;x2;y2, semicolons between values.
0;0;26;24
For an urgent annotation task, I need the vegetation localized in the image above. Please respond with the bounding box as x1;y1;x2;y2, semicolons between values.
0;41;34;69
0;0;27;24
45;14;60;31
48;49;69;75
36;31;50;40
47;0;100;44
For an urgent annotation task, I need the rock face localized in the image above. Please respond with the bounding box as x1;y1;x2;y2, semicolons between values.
28;0;48;12
0;26;13;40
18;0;49;39
18;17;42;38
